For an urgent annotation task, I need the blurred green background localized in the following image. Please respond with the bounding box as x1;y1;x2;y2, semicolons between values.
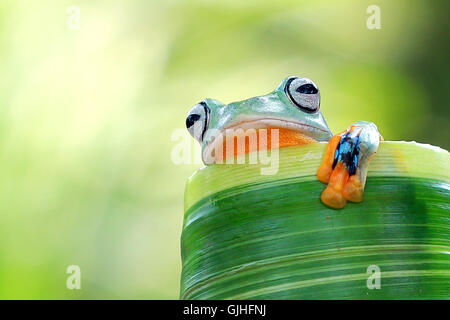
0;0;447;299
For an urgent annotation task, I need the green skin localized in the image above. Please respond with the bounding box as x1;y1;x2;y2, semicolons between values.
186;76;380;181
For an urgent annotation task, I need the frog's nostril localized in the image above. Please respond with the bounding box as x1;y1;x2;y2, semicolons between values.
297;83;318;94
186;114;201;129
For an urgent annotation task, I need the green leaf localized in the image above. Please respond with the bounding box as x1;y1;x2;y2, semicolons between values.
181;142;450;299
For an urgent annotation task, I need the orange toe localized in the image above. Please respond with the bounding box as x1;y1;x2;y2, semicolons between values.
317;166;333;184
321;186;347;209
320;162;350;209
317;135;341;183
328;162;349;191
343;174;364;202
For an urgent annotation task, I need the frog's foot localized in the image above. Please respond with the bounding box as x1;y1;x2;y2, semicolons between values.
317;121;381;209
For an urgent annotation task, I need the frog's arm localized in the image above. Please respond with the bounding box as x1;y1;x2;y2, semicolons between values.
317;121;382;209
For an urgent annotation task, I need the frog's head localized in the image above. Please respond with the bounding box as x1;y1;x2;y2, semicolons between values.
186;76;333;164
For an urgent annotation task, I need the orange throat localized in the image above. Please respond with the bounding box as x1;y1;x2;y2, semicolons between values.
213;127;316;162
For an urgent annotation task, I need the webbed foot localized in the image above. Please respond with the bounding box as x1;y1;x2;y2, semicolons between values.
317;121;381;209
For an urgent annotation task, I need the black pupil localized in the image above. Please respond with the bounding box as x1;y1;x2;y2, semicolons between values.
186;114;201;128
296;83;318;94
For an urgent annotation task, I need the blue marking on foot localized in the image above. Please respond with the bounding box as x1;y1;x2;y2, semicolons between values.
332;131;361;175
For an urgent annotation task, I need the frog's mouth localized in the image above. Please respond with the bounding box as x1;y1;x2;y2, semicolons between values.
202;118;331;164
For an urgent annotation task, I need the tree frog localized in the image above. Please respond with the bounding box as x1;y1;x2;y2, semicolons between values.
186;76;382;209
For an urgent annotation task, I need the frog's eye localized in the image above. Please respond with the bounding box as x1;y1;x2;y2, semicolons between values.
285;77;320;113
186;101;210;142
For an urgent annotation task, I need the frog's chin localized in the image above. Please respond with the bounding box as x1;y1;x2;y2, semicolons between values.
201;119;332;165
